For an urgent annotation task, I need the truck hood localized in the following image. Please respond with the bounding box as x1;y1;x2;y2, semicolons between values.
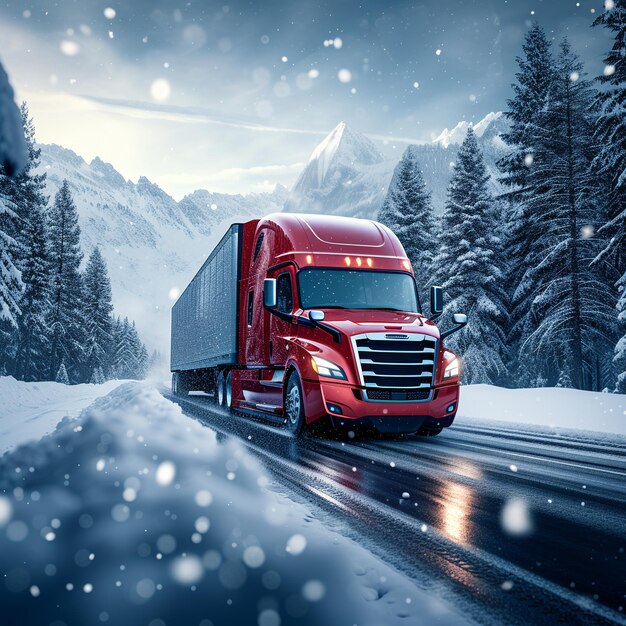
313;309;440;339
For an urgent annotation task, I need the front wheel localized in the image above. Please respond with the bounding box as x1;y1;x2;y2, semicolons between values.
284;372;305;436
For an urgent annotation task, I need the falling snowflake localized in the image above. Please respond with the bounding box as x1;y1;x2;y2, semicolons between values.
150;78;171;101
337;68;352;83
104;7;116;19
155;461;176;485
500;498;533;536
285;534;307;555
60;40;80;56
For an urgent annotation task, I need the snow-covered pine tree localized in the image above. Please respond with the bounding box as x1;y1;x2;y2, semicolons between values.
89;366;105;385
13;200;51;380
378;145;438;295
521;40;617;390
593;0;626;392
55;361;69;385
497;24;555;386
48;180;84;382
110;316;136;379
0;177;22;355
12;104;51;381
11;104;48;254
434;128;509;384
127;320;149;380
498;24;555;193
82;247;113;383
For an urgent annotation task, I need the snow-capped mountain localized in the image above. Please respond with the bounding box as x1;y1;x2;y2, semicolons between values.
283;121;389;218
283;113;510;219
433;111;504;148
37;144;286;352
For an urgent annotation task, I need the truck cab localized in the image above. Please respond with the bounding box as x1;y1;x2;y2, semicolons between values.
171;213;465;436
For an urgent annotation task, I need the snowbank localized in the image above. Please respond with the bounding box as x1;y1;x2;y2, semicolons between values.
0;383;463;626
0;376;127;453
457;384;626;437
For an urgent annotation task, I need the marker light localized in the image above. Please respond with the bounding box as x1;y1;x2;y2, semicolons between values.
356;257;362;267
402;259;411;270
306;254;313;265
366;258;373;267
344;257;351;266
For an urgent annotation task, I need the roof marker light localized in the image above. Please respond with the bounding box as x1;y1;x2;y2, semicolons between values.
344;257;351;266
366;258;373;267
356;257;362;267
306;254;313;265
402;259;411;270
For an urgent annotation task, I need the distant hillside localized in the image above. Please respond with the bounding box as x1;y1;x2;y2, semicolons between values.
37;144;286;351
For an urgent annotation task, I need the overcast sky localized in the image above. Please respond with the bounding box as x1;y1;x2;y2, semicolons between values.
0;0;611;199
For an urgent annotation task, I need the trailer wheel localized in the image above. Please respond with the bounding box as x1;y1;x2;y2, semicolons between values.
217;370;225;407
224;371;233;410
284;371;305;436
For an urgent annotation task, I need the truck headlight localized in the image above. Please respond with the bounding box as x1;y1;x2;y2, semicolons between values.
443;357;459;379
311;356;347;380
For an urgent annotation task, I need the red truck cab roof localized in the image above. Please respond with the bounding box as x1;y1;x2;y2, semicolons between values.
253;213;413;274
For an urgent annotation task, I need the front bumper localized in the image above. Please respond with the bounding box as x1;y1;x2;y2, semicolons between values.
301;378;459;433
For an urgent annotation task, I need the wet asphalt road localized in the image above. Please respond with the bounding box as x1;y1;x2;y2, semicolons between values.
163;390;626;626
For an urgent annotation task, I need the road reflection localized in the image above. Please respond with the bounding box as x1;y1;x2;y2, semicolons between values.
438;482;473;544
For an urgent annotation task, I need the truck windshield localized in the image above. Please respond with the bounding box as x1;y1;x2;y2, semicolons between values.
298;269;419;312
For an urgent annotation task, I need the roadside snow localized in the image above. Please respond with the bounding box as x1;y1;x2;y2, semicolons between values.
0;376;127;453
0;383;465;626
457;384;626;437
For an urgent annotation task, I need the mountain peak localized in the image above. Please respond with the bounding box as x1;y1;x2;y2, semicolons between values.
433;112;503;148
305;122;383;187
90;155;127;186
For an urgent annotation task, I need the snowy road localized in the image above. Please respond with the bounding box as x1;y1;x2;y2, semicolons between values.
165;390;626;626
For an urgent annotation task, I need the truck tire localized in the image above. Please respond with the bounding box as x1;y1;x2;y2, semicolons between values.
217;369;233;411
284;371;305;436
217;370;225;407
224;371;233;410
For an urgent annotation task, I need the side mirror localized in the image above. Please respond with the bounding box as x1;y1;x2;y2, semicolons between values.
309;310;325;322
263;278;276;308
441;312;468;339
430;285;444;316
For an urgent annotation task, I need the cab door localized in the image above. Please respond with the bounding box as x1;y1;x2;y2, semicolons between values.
269;267;296;366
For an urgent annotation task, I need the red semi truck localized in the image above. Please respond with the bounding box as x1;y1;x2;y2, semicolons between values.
170;213;467;436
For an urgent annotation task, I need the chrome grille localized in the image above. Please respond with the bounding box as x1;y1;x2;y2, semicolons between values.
352;332;437;393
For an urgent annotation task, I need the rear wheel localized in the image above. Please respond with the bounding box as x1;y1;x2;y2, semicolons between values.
224;371;233;410
284;372;305;436
217;370;226;407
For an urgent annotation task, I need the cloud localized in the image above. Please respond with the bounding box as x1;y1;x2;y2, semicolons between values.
77;94;331;137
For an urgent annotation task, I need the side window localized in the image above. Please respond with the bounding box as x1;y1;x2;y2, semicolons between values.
252;232;264;263
276;273;293;314
247;290;254;326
